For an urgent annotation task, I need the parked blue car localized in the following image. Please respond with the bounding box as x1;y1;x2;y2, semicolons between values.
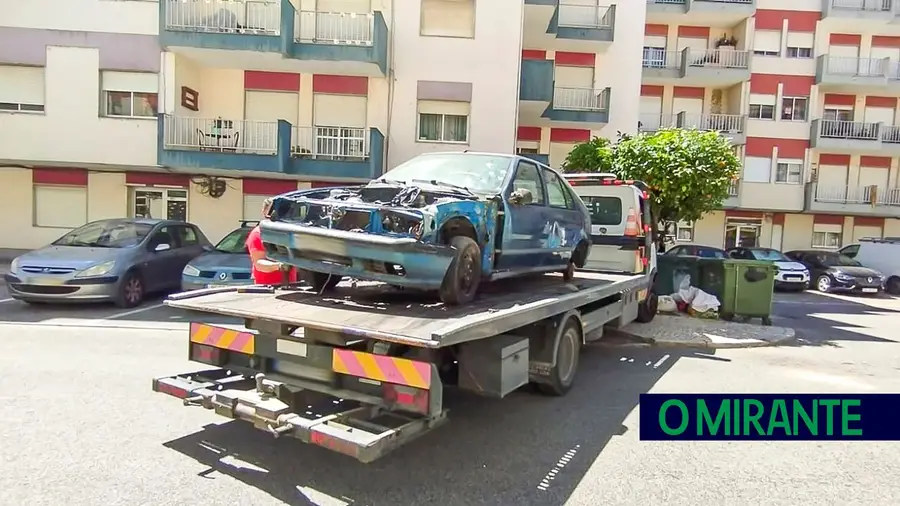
181;221;257;291
261;152;592;305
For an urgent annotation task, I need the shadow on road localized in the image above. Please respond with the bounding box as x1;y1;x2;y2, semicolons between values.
772;291;899;347
163;347;723;506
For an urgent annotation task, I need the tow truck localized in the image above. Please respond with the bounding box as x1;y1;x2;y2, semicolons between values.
153;174;659;463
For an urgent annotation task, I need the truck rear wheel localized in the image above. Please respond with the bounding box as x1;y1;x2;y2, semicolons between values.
536;317;582;396
635;289;658;323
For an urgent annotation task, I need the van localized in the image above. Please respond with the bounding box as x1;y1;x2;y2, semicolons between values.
565;173;657;274
839;238;900;294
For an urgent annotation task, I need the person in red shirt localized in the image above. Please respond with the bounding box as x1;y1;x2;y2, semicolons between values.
245;197;298;285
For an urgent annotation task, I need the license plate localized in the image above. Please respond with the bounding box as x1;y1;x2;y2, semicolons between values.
22;276;64;285
785;275;802;280
862;288;878;293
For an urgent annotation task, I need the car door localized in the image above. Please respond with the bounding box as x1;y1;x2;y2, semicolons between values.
799;253;826;279
497;160;548;270
172;225;207;282
143;226;182;291
539;168;584;267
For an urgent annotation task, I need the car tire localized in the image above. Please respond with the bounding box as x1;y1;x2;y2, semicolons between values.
439;235;482;305
307;271;341;294
815;274;832;293
114;270;144;309
886;276;900;296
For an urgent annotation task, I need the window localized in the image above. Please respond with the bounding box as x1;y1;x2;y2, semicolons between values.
752;30;781;56
676;223;693;242
812;231;842;249
511;161;545;205
775;160;803;184
786;32;814;59
34;186;87;228
0;65;45;113
583;196;622;225
749;104;775;120
52;220;154;248
543;169;572;209
214;227;253;254
823;108;853;121
839;244;859;258
101;71;159;118
149;226;178;249
130;187;187;221
174;225;200;246
743;156;772;183
781;96;808;121
420;0;475;38
417;99;469;143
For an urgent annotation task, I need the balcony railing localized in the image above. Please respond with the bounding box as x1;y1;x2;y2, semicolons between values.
164;0;281;35
648;0;754;4
643;49;750;69
639;113;677;131
294;10;374;45
819;120;880;140
291;126;369;160
728;180;740;197
163;116;278;155
557;3;614;28
813;184;900;205
553;87;610;111
882;125;900;143
679;113;745;133
830;0;894;12
822;56;893;77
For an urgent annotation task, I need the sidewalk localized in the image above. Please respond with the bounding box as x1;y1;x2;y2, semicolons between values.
613;313;795;349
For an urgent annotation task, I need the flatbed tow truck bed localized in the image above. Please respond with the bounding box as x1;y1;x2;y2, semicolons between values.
155;271;654;463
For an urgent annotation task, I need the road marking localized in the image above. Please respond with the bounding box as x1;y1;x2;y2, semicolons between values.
105;302;165;320
0;298;15;304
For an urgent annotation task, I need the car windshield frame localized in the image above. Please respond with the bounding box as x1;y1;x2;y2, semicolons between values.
377;153;513;194
51;220;154;248
821;253;862;267
214;227;252;254
748;248;790;261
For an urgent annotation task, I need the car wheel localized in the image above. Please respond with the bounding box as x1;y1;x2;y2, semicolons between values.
439;235;482;305
115;270;144;308
886;276;900;296
816;275;832;293
562;261;575;282
306;271;341;294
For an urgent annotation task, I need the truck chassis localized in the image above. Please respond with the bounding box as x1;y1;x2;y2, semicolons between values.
154;271;655;463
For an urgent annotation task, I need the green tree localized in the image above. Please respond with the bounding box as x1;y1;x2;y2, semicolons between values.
562;129;740;249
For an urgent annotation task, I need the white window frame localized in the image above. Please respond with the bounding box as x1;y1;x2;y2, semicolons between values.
0;65;46;114
33;185;88;229
102;90;158;118
752;30;782;57
774;160;803;184
812;231;842;249
781;96;808;121
786;46;813;59
101;71;159;119
416;112;469;144
129;187;188;221
749;103;775;120
823;107;853;121
675;222;693;242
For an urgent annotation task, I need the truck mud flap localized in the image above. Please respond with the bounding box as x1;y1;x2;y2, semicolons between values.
152;370;447;463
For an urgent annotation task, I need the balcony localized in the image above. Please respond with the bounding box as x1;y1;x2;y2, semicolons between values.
676;112;747;144
722;180;741;208
646;0;756;25
732;181;806;211
541;87;611;128
523;1;615;52
809;119;900;155
822;0;899;23
520;59;554;123
642;48;750;87
638;113;678;132
159;0;388;77
805;183;900;216
157;115;384;180
816;55;900;93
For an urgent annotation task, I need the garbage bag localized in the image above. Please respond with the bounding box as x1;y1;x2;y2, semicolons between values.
689;288;720;313
658;295;678;313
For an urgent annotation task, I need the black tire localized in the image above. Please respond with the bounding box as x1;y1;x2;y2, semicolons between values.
536;318;582;397
636;290;658;323
114;270;144;308
562;261;575;282
307;271;341;293
815;274;832;293
439;236;482;305
886;276;900;295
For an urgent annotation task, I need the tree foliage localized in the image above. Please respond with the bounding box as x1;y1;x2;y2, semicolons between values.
561;129;741;245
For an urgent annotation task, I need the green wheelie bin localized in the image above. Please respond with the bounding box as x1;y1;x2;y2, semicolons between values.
719;259;777;325
654;255;701;295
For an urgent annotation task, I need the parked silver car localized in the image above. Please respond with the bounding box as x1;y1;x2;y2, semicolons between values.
5;218;211;307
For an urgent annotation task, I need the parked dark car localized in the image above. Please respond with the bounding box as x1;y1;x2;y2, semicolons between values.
6;218;212;307
664;244;728;258
727;247;810;291
181;221;256;291
784;250;885;295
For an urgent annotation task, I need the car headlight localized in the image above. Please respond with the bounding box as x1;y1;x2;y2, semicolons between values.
75;260;115;278
182;265;201;277
9;257;20;273
835;272;853;281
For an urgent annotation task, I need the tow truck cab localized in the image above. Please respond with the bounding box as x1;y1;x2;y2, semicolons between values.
565;173;657;275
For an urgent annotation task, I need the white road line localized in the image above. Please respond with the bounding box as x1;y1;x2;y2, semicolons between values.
105;302;165;320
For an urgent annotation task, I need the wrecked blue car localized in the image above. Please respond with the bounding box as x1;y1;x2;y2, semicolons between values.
260;152;592;305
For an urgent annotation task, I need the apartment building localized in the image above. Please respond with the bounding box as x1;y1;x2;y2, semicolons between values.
643;0;900;251
0;0;646;249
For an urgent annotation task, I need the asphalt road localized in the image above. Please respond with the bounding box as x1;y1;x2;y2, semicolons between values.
1;285;899;505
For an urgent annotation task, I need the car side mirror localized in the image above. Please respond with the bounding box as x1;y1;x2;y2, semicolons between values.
202;245;213;252
508;188;533;206
154;243;171;252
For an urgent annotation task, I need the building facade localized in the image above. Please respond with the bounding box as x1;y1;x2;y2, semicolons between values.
643;0;900;251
